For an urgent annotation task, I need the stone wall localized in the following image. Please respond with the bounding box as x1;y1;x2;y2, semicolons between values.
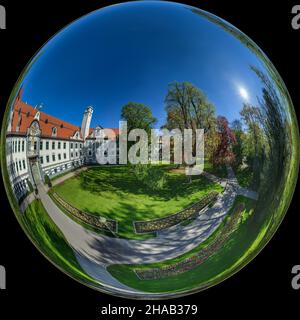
135;202;245;280
134;191;219;234
51;191;117;232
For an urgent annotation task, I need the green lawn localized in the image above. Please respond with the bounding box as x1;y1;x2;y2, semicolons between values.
107;196;258;293
20;199;97;285
52;165;223;239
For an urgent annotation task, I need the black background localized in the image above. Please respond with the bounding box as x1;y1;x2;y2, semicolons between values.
0;0;299;318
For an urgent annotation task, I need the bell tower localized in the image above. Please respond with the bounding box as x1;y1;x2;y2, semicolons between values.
81;106;93;140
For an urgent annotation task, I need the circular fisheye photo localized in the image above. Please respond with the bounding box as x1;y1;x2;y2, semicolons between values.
1;1;299;299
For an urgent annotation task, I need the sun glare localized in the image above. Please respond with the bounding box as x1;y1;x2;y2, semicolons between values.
238;86;249;101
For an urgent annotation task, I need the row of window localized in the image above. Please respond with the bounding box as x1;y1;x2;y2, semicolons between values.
40;153;67;164
13;179;28;198
11;139;25;154
40;141;83;150
70;142;82;149
10;139;84;154
46;159;83;176
40;151;82;164
10;159;26;174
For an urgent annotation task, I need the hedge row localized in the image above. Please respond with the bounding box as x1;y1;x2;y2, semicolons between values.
134;191;219;234
51;192;117;232
135;202;245;280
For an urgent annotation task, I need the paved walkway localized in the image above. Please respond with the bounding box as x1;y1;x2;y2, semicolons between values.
225;164;258;200
33;165;258;297
75;253;143;295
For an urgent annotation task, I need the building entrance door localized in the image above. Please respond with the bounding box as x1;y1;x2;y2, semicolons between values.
29;159;42;187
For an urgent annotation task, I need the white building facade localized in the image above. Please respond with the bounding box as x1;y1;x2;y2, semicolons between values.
5;88;118;201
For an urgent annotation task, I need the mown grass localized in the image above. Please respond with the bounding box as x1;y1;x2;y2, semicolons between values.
20;199;97;285
48;189;156;240
52;165;223;239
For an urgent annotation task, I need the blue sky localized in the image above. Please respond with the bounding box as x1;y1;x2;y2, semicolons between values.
20;1;266;129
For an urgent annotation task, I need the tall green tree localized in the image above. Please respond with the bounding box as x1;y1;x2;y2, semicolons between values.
121;102;157;134
250;66;288;209
163;81;217;162
164;81;215;132
231;119;245;167
240;103;266;187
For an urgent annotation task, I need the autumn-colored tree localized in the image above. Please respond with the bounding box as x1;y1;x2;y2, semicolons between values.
213;116;237;165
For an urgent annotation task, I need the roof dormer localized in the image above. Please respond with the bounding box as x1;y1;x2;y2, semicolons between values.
52;127;57;137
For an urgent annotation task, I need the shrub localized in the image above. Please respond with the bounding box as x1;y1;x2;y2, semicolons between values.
44;174;52;187
132;164;166;191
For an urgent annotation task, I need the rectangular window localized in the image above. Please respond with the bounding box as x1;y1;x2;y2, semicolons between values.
71;152;73;158
75;143;78;149
15;140;17;153
40;141;43;150
52;141;55;150
70;143;73;149
16;162;19;172
58;142;61;149
52;154;56;162
46;155;50;163
75;152;78;157
18;140;20;152
63;142;66;149
46;141;49;150
58;154;61;161
22;160;26;170
40;156;43;164
34;141;37;151
22;140;25;152
63;153;66;159
19;161;22;170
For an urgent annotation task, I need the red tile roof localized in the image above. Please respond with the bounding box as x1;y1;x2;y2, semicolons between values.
8;88;120;140
9;93;82;140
